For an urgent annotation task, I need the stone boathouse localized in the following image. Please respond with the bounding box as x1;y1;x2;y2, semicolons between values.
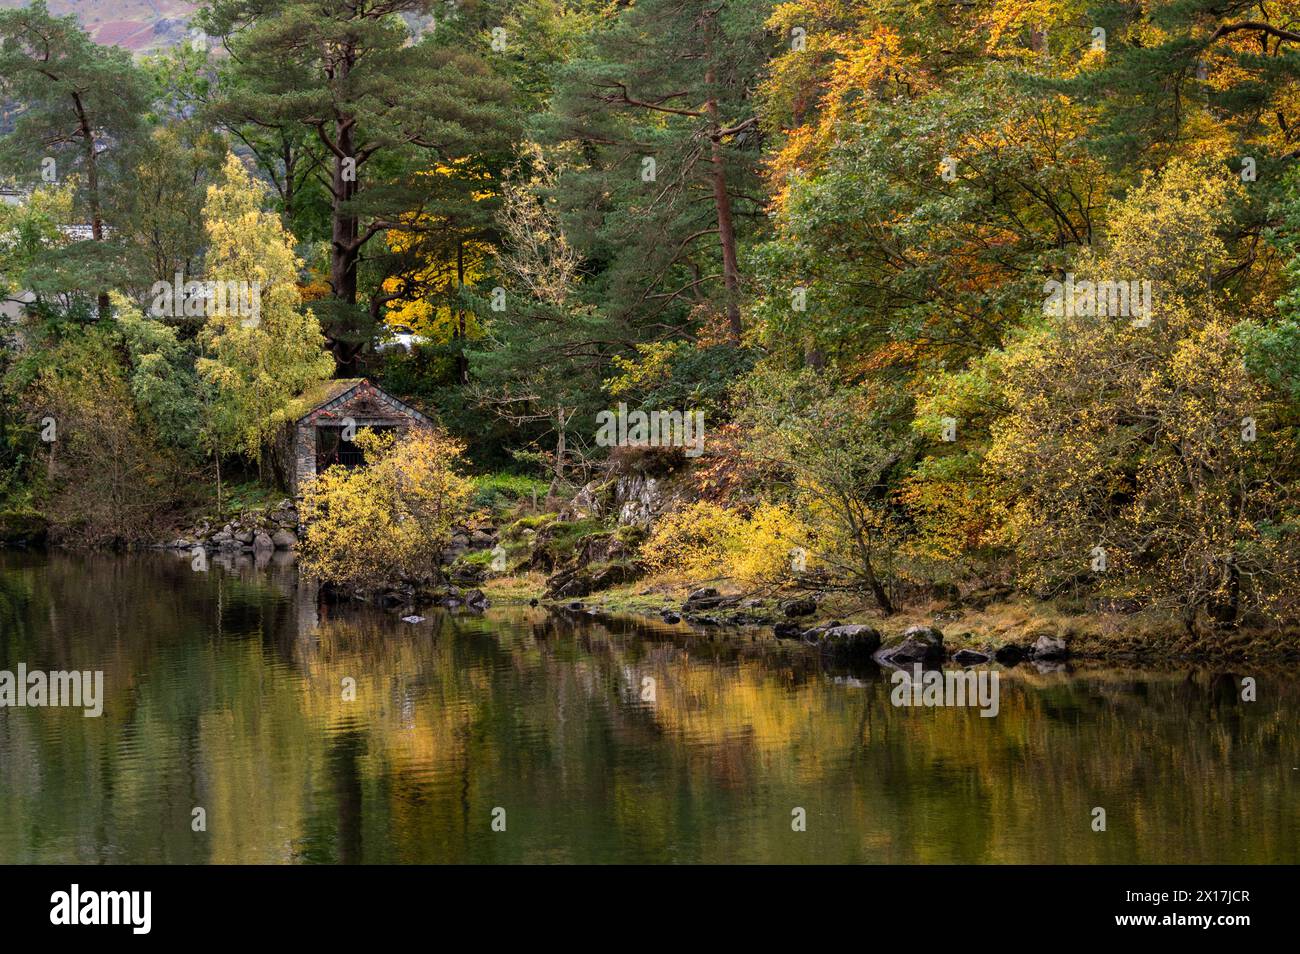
279;378;433;495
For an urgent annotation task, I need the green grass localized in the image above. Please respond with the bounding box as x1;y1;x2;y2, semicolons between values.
471;472;551;511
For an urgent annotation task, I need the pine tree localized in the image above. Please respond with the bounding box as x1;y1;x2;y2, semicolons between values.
200;0;516;373
540;0;775;343
0;0;150;318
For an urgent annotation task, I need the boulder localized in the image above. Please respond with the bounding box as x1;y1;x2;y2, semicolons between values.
687;614;721;626
880;625;945;664
780;597;818;618
686;587;719;602
561;480;606;520
253;531;274;551
589;562;643;590
235;528;255;545
545;565;592;598
685;592;738;612
773;621;803;640
813;624;882;661
464;589;489;610
661;611;682;624
993;644;1027;665
952;648;991;666
271;529;297;550
1031;633;1069;659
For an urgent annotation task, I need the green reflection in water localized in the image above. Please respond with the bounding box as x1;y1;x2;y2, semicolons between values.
0;551;1296;863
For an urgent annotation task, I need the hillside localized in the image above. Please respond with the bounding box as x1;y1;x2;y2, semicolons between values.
0;0;196;50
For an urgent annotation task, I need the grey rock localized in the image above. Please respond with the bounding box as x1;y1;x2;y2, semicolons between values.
815;624;882;660
881;626;945;664
253;531;274;551
952;648;991;666
781;597;817;618
271;529;298;549
1032;633;1069;659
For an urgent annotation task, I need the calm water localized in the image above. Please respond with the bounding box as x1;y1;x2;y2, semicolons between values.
0;550;1295;864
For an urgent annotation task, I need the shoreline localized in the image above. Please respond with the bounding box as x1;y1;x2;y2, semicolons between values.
480;576;1300;667
6;543;1298;666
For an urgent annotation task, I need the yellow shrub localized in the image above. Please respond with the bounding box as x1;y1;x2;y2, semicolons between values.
642;501;812;586
298;429;474;589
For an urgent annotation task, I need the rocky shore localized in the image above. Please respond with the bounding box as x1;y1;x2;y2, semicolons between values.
541;584;1300;665
162;498;302;554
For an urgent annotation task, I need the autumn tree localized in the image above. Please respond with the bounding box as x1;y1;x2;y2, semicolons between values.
734;366;916;615
196;154;334;495
981;162;1300;627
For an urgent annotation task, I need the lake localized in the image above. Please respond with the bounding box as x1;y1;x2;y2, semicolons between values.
0;550;1295;863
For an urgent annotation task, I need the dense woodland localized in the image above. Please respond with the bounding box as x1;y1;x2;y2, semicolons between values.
1;0;1300;634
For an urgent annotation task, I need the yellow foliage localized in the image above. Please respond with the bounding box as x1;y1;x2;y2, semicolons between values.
298;428;474;589
381;234;493;340
896;476;1011;573
603;341;682;398
642;501;811;586
196;153;333;459
380;159;496;340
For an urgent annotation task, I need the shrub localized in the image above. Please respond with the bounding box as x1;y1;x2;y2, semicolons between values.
298;428;474;589
642;501;809;586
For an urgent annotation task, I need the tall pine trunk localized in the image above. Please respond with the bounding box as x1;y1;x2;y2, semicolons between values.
72;91;109;320
704;69;742;342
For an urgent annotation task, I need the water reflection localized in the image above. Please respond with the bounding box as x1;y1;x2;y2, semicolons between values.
0;551;1296;863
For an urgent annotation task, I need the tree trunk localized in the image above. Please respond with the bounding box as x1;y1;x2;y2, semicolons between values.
1207;558;1240;627
281;135;296;225
329;127;359;299
327;94;361;374
862;558;895;616
841;494;895;615
704;69;742;342
456;240;469;384
549;405;567;496
72;91;109;320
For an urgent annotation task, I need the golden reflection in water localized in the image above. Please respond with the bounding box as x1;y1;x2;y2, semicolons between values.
0;552;1296;863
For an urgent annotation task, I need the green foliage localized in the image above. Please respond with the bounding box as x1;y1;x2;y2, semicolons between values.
472;472;550;510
